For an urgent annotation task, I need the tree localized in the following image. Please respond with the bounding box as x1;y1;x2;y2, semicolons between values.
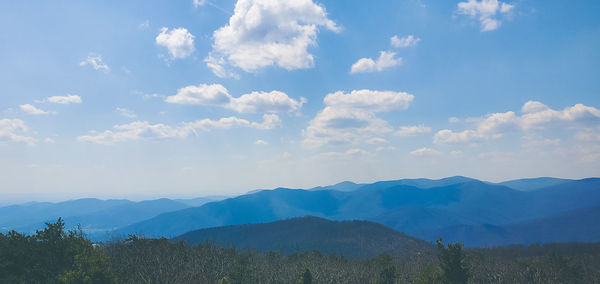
436;238;469;284
376;264;398;284
412;265;442;284
297;268;313;284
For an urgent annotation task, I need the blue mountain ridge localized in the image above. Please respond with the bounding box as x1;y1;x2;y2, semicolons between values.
2;176;598;247
115;177;600;247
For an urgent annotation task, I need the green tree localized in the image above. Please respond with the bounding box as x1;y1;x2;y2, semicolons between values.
297;268;313;284
436;238;469;284
59;248;117;284
377;264;398;284
412;265;442;284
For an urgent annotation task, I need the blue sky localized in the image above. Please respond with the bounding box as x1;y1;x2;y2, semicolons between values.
1;0;599;202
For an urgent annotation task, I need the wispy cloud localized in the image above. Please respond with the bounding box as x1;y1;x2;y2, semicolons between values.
80;53;110;72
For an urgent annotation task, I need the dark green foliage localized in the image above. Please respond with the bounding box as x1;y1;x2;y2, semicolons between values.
412;265;443;284
436;238;469;284
175;216;434;258
376;265;398;284
1;218;600;283
0;218;116;283
297;268;312;284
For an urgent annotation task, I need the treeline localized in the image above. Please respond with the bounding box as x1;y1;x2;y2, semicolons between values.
1;219;599;283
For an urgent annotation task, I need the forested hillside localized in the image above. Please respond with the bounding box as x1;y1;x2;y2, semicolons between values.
174;216;434;257
1;219;598;283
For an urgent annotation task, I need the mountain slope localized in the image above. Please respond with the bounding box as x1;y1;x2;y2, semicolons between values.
418;205;600;247
498;177;572;191
173;216;435;258
119;178;600;244
0;198;190;237
117;188;346;238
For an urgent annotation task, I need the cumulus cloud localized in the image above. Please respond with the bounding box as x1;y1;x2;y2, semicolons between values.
457;0;514;31
206;0;339;77
395;124;432;137
78;114;280;145
46;94;82;104
350;51;402;74
0;119;35;145
410;147;442;156
303;89;414;147
165;84;305;113
390;35;420;48
20;104;53;115
166;84;231;105
255;139;268;145
434;101;600;144
156;27;195;59
228;91;306;113
80;54;110;72
323;89;413;112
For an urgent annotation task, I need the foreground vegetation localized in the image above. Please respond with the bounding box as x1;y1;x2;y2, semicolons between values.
1;219;598;283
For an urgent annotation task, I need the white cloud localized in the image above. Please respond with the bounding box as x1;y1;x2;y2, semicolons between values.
434;101;600;144
457;0;514;32
166;84;231;105
78;114;280;145
255;139;268;145
250;114;282;130
165;84;305;113
390;35;420;48
434;129;484;144
193;0;206;7
156;27;195;59
228;91;305;113
46;94;82;104
448;117;460;123
350;51;402;74
323;89;413;112
115;107;137;118
395;124;432;137
410;147;442;156
79;54;110;72
205;55;240;79
0;119;35;145
366;137;388;144
20;104;53;115
303;89;414;147
520;102;600;129
206;0;339;77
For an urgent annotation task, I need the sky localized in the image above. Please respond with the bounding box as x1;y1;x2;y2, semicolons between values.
1;0;599;202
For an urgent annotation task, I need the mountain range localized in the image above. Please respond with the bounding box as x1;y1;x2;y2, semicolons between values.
2;176;598;247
